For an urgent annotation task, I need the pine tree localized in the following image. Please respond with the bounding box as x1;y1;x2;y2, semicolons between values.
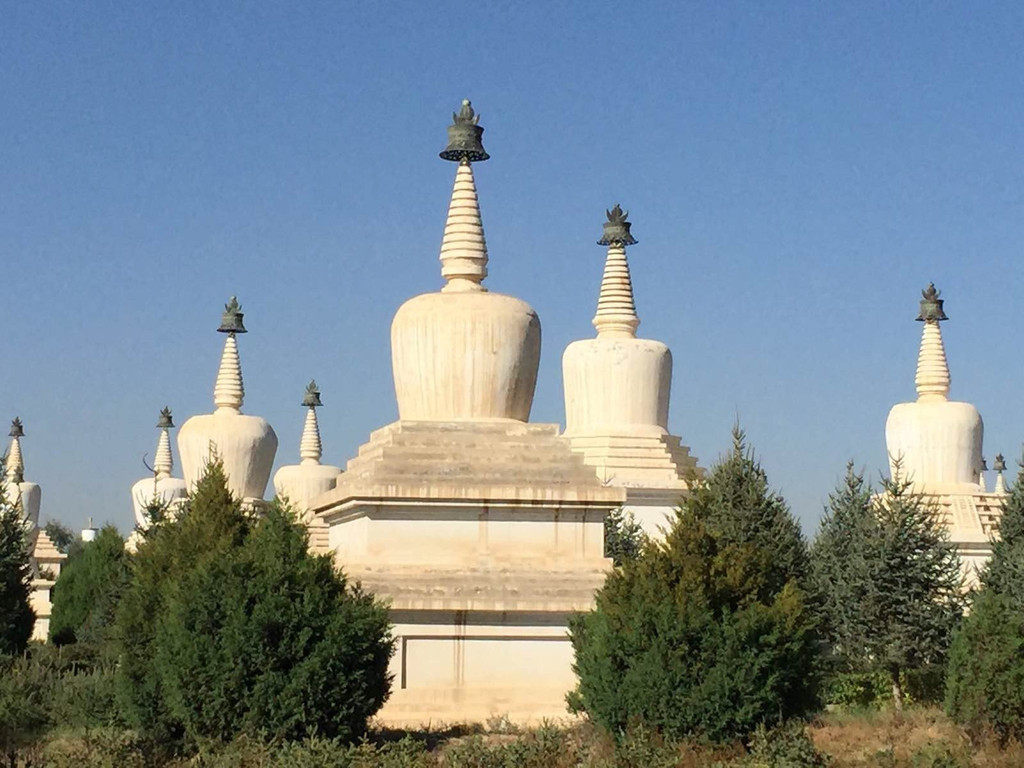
812;462;964;710
49;524;129;646
569;430;820;742
946;459;1024;742
811;463;875;666
867;471;965;709
0;465;35;657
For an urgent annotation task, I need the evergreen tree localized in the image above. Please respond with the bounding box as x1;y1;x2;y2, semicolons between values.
604;507;647;566
946;460;1024;743
570;430;820;743
43;520;76;555
49;525;129;646
812;463;964;709
866;471;964;709
0;467;34;657
811;463;875;666
116;460;394;748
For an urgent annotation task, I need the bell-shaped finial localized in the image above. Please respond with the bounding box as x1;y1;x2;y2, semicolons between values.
993;454;1007;472
597;204;638;246
218;296;247;334
8;418;24;438
916;283;948;322
156;407;174;429
981;456;989;472
301;380;323;408
439;99;490;163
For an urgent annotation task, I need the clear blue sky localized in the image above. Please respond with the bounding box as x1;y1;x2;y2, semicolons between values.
3;1;1023;536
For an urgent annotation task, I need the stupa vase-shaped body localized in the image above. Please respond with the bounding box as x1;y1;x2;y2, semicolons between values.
5;481;41;529
130;476;188;529
273;464;340;520
562;337;671;438
885;401;983;490
177;412;278;501
391;291;541;421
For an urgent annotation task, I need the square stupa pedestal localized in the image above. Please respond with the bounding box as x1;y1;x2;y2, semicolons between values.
311;420;624;726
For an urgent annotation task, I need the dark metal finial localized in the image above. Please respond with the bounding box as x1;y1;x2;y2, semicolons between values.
597;204;638;246
218;296;247;334
439;99;490;163
994;454;1007;473
915;283;947;322
301;380;323;408
156;407;174;429
981;457;988;472
8;418;24;438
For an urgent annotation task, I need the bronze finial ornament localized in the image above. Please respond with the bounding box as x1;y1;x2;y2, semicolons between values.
597;204;638;246
156;407;174;429
218;296;247;334
440;99;490;163
302;380;323;408
981;457;988;472
8;418;24;438
915;283;948;323
994;454;1007;472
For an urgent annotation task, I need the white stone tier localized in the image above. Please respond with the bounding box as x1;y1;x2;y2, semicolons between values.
391;292;541;422
178;412;278;501
310;420;623;725
29;528;65;642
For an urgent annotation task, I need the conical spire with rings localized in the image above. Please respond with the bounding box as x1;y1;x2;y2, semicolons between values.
5;418;24;483
214;296;246;412
299;380;323;465
439;100;489;293
593;205;640;339
153;407;175;479
914;283;951;402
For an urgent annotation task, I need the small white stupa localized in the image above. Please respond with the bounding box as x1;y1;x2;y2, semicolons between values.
883;284;1005;585
177;297;278;502
4;418;65;641
4;418;40;529
273;380;341;523
561;207;700;538
130;407;187;529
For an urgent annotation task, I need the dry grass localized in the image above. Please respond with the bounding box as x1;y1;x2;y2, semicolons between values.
808;707;1024;767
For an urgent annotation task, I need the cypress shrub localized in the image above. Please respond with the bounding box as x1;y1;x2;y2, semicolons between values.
569;430;820;743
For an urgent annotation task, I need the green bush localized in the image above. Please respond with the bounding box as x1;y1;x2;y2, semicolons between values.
116;461;394;749
570;430;820;743
49;524;129;646
741;722;830;767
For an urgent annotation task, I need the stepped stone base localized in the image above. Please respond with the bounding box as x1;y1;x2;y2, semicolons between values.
310;420;623;726
564;432;701;540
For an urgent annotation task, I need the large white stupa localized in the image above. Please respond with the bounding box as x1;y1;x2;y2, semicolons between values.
310;101;623;725
130;407;187;528
884;284;1006;583
177;298;278;502
561;207;701;537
